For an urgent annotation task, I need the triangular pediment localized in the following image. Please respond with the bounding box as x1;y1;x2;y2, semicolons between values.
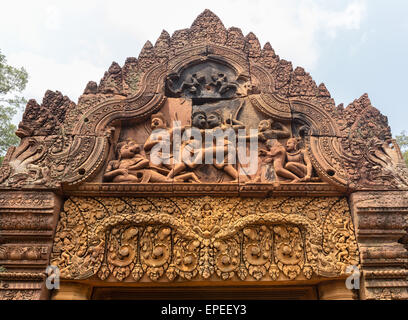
0;9;406;192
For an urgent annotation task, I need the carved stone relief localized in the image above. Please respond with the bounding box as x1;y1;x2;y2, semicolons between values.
349;191;408;300
51;196;359;282
0;9;407;301
0;191;61;300
0;10;406;190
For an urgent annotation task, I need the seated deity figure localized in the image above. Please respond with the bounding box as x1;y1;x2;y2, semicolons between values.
259;139;301;183
284;137;313;182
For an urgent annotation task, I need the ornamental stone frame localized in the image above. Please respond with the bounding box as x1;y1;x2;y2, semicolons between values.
0;10;407;300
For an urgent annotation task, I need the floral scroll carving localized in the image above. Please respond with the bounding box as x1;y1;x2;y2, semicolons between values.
51;196;359;282
242;226;272;280
273;225;304;280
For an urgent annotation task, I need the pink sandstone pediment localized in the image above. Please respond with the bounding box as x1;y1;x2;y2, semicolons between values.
1;10;408;301
0;9;406;193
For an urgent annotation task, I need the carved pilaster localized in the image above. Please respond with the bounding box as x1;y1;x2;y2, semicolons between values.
349;191;408;300
51;281;92;300
0;191;62;300
318;280;355;300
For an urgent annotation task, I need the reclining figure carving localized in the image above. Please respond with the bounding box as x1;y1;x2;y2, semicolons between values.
103;139;200;183
104;139;169;183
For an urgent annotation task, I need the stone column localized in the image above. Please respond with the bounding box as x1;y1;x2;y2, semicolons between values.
51;282;92;300
349;191;408;300
318;280;355;300
0;191;62;300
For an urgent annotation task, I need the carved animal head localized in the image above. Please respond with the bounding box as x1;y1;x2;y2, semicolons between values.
206;111;222;129
150;112;167;130
192;111;207;129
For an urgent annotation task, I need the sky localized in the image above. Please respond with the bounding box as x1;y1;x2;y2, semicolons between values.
1;0;407;135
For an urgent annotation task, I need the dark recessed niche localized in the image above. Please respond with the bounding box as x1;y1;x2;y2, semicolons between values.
166;60;239;99
78;168;86;175
191;97;234;105
326;169;335;177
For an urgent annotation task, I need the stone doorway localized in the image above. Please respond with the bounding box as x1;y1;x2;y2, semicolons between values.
52;280;354;300
90;285;318;300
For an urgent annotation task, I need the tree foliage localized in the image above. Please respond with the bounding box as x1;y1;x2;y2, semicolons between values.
396;131;408;166
0;50;28;163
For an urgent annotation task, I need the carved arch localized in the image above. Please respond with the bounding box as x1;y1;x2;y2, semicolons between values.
290;99;349;188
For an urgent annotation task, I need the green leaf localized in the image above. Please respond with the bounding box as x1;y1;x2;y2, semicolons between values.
0;49;27;158
396;131;408;166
